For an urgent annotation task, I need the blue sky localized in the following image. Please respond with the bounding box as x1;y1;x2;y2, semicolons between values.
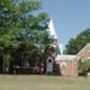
43;0;90;46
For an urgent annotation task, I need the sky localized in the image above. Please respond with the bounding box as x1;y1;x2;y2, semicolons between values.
43;0;90;47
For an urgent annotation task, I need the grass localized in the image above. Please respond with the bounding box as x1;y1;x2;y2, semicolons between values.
0;75;90;90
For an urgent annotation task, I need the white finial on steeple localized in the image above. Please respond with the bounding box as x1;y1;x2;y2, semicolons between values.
59;44;64;55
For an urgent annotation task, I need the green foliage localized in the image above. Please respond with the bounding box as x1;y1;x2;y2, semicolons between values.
78;59;90;70
0;0;53;73
3;54;12;66
78;59;90;76
65;29;90;54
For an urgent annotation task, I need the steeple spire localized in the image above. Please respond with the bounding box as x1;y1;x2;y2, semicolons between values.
47;18;61;54
48;18;58;39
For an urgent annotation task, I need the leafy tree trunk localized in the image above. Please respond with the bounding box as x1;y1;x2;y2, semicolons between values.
2;54;12;73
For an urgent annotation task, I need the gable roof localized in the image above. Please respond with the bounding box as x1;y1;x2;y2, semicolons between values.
77;43;90;55
77;43;90;60
55;55;76;61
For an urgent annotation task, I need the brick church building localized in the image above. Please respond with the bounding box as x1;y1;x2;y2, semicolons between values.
46;19;90;76
55;44;90;76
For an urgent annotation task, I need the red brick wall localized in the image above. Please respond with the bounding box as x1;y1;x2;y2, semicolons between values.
77;45;90;60
56;60;77;77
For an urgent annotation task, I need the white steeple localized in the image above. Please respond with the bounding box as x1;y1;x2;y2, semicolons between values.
47;18;61;54
48;18;58;39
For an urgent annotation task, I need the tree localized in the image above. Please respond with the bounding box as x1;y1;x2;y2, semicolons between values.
65;29;90;54
0;0;52;73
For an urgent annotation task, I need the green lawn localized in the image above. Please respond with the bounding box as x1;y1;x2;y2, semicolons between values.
0;75;90;90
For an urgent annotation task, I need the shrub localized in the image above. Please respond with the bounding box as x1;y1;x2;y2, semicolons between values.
78;59;90;76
